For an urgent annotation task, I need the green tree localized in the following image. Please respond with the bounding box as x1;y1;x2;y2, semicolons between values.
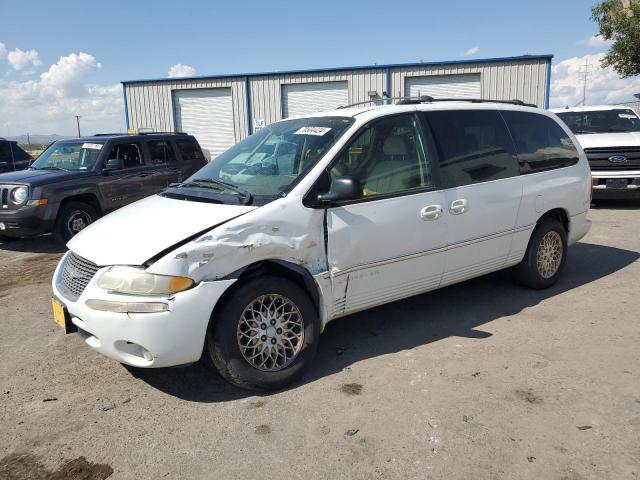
592;0;640;77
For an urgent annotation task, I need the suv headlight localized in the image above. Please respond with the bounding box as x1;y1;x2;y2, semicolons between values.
97;266;194;295
10;186;28;205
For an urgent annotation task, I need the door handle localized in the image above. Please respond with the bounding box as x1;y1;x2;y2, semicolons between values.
420;205;443;221
449;198;468;215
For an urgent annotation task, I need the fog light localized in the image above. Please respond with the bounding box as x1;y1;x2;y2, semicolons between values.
86;299;169;313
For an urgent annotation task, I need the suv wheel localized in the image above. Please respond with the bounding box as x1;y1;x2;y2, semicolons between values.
513;217;567;289
54;201;99;243
206;275;320;391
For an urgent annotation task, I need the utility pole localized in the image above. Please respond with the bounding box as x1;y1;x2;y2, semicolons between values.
578;60;593;107
74;115;82;138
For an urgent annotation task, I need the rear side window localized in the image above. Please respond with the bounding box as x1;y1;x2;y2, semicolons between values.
424;110;519;189
176;139;204;161
501;111;579;173
147;140;177;164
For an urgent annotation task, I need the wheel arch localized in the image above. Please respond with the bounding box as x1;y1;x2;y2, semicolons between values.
537;207;569;234
211;260;323;329
58;193;103;216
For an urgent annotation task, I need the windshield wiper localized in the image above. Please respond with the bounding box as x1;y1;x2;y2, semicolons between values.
573;130;598;134
34;166;68;171
180;178;253;205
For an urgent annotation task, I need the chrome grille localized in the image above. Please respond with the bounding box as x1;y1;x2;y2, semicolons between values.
57;252;100;301
584;146;640;171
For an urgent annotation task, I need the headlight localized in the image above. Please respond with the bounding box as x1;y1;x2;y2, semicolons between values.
10;186;28;205
97;266;194;295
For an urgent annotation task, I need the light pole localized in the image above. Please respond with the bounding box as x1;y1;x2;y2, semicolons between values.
74;115;82;138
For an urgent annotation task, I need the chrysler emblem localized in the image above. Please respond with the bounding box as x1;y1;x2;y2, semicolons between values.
608;155;628;163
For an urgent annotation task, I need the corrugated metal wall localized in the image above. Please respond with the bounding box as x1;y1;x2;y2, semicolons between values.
125;77;247;142
123;57;550;143
249;69;385;126
391;58;549;107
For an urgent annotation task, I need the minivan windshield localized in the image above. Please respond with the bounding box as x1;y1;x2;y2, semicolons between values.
556;109;640;134
181;116;354;201
31;141;104;171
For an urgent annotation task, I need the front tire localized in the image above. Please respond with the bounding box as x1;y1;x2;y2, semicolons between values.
513;217;567;289
206;275;320;391
53;201;99;243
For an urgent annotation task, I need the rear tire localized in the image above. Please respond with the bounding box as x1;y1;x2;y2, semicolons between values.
206;275;320;391
513;217;567;289
53;201;99;244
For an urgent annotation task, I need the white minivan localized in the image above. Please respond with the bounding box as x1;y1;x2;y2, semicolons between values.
51;100;592;390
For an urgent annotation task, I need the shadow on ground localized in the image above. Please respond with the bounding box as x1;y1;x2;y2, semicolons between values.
0;235;66;254
126;242;639;402
591;199;640;210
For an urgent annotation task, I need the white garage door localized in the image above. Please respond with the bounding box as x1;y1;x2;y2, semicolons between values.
174;88;234;159
405;73;481;99
282;81;349;118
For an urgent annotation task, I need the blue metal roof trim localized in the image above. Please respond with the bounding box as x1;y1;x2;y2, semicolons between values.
122;54;554;85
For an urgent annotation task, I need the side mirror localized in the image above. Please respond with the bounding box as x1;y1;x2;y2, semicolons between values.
103;157;124;173
317;176;363;205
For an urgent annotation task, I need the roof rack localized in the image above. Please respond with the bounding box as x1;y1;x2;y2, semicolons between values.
138;131;189;136
91;131;189;137
338;96;536;109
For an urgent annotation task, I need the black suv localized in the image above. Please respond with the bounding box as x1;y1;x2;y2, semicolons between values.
0;133;207;243
0;138;33;173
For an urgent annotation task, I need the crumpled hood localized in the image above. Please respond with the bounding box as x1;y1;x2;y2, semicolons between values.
67;195;256;266
575;131;640;149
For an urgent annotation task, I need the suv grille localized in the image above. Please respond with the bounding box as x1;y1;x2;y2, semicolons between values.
57;252;100;302
584;146;640;171
0;185;12;208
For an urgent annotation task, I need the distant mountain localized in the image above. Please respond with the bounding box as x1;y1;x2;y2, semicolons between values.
2;134;71;145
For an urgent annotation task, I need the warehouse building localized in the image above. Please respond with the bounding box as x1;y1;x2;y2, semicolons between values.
122;54;552;158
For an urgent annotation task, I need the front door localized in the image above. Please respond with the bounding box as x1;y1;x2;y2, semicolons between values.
99;142;154;212
325;113;447;319
422;109;523;286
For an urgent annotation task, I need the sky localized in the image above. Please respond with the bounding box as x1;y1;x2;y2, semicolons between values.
0;0;639;136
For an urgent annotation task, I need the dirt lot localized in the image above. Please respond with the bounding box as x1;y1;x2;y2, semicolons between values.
1;205;639;480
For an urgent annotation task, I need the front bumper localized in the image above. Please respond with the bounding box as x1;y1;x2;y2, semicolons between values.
591;170;640;199
0;204;54;238
51;254;236;368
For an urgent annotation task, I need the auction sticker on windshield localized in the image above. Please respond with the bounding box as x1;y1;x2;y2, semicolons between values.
294;127;332;136
82;143;103;150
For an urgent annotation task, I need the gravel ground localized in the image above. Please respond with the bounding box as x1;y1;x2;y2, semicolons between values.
1;204;639;480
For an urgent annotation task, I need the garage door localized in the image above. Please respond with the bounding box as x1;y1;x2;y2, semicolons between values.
173;88;234;159
405;73;481;99
282;81;349;118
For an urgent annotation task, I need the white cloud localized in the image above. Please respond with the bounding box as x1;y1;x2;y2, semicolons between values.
7;47;41;71
168;63;196;78
0;43;6;59
464;47;480;56
582;35;612;48
550;53;640;108
0;52;122;135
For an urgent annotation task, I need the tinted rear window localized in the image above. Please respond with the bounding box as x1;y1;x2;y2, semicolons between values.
424;110;520;189
501;111;579;173
176;139;204;161
0;141;30;161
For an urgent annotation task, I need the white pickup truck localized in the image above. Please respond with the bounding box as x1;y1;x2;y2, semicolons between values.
553;105;640;201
